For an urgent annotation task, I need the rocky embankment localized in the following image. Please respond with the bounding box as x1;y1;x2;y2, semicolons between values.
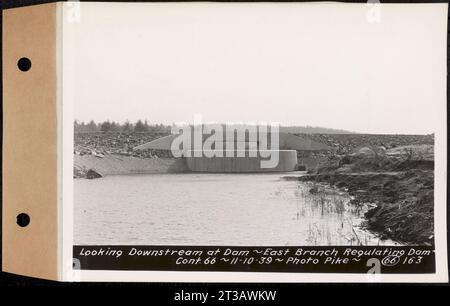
293;144;434;245
296;133;434;155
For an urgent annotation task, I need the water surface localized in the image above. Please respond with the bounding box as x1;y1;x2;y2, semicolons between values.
74;173;396;245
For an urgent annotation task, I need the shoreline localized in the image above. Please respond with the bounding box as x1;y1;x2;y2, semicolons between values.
289;170;434;245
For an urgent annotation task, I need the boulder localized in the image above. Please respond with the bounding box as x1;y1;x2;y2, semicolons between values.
86;169;102;179
353;146;376;158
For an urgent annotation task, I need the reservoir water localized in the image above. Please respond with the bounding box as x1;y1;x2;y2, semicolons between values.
74;173;397;246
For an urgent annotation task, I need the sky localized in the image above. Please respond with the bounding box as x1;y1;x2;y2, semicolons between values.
63;2;447;134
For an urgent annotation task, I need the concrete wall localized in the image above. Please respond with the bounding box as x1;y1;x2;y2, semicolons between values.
186;150;298;172
74;154;189;177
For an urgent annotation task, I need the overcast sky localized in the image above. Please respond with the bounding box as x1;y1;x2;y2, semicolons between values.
64;2;447;134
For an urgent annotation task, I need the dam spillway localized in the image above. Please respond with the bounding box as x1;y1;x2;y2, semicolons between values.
133;130;332;173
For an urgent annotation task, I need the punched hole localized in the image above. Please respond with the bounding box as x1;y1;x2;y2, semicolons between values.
16;213;30;227
17;57;32;72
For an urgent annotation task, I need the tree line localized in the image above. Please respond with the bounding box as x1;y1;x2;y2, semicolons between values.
75;120;355;134
74;120;171;133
